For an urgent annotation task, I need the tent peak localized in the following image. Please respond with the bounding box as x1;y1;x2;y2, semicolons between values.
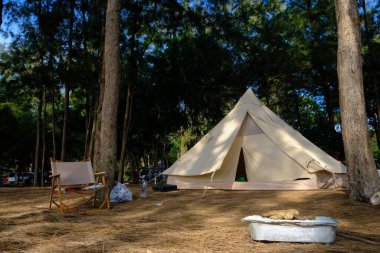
236;89;262;107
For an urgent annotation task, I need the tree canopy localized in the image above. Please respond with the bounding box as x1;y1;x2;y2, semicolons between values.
0;0;379;186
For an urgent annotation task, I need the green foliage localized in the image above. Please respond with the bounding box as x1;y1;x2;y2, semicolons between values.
167;135;181;164
0;102;35;168
371;133;380;159
0;0;379;172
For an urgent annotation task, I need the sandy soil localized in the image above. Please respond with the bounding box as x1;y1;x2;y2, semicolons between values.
1;185;380;253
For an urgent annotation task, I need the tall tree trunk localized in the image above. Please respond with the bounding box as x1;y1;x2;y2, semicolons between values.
335;0;380;201
321;81;336;128
162;141;169;170
51;86;56;159
92;43;105;169
34;0;43;187
98;0;121;187
130;154;138;183
118;84;133;182
41;90;47;187
81;0;92;159
61;88;69;161
151;142;159;171
48;37;56;159
33;86;43;187
84;95;93;158
91;6;106;169
291;89;302;130
118;7;139;182
61;0;75;161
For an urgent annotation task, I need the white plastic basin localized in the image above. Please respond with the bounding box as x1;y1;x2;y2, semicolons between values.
241;215;338;244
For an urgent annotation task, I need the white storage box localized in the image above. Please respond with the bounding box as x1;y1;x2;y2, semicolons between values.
241;215;338;244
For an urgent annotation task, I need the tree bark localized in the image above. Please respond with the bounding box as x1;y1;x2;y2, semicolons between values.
92;37;105;170
335;0;380;201
118;84;133;182
118;6;139;182
81;0;92;159
41;89;47;186
321;81;336;129
61;0;75;161
34;0;44;187
61;88;69;161
91;5;106;169
48;33;56;159
130;154;138;183
33;86;42;187
84;94;93;159
51;86;56;159
162;141;169;170
98;0;121;187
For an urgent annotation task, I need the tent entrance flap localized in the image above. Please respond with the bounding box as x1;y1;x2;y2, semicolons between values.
235;148;248;182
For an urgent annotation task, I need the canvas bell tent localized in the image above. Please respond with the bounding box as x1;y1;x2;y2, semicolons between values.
163;89;348;190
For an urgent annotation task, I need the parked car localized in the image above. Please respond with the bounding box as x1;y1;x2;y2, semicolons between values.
1;177;7;184
24;172;34;185
7;172;19;183
7;172;34;184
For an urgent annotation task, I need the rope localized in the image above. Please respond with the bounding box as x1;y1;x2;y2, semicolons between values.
337;231;380;245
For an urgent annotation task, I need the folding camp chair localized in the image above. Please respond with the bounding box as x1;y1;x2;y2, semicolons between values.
49;158;110;214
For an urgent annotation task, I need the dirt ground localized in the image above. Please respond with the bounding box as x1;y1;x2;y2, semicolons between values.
1;185;380;253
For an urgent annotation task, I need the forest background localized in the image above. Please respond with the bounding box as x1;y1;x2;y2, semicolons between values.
0;0;379;185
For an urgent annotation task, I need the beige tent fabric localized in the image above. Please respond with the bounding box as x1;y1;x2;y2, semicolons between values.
235;89;262;107
167;176;320;190
237;114;310;181
164;89;347;190
51;161;95;186
237;113;263;136
248;107;346;174
211;135;243;181
316;171;348;189
163;106;247;176
242;135;311;181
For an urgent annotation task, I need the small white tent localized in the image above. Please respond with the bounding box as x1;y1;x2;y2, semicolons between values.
163;89;348;190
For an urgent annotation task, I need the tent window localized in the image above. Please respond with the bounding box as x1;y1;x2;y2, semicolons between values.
235;148;248;182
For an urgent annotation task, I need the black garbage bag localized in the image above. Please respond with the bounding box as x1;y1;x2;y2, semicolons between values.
152;183;177;192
